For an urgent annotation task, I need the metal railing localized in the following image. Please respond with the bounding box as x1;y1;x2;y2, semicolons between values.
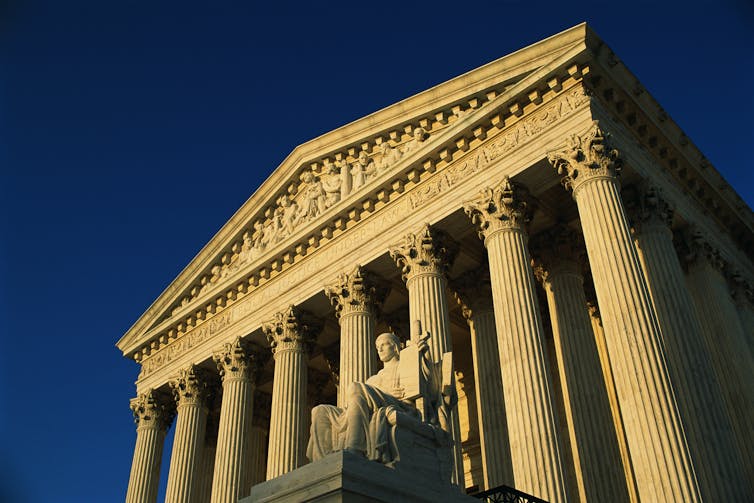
472;485;549;503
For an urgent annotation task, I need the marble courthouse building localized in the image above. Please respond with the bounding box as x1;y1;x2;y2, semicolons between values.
118;23;754;503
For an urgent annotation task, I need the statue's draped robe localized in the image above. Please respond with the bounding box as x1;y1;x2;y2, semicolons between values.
307;361;422;463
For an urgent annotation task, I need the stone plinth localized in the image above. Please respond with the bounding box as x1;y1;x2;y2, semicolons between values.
243;450;475;503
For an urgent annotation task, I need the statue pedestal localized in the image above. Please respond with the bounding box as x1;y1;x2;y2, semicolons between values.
242;450;475;503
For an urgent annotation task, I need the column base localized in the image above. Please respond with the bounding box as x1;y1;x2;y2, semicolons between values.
243;450;475;503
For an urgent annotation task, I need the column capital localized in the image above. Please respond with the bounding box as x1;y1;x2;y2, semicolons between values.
624;183;674;234
530;224;586;285
213;337;256;381
730;273;754;308
323;265;389;319
169;365;210;407
130;389;174;430
546;121;622;196
452;266;493;321
463;176;534;240
675;227;726;273
388;223;458;282
262;305;320;356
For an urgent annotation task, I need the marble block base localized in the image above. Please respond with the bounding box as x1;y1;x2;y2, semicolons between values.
242;450;475;503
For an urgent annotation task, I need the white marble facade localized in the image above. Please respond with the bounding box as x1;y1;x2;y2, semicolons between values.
120;23;754;503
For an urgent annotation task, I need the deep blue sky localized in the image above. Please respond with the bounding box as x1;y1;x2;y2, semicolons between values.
0;1;751;502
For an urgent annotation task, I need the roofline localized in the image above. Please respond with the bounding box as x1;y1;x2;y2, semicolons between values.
117;22;596;352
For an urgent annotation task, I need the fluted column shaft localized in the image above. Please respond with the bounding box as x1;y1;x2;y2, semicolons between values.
547;123;700;502
247;425;268;487
325;266;386;407
539;257;629;502
196;436;217;503
390;224;464;486
485;229;566;501
267;344;306;478
165;367;209;503
263;306;315;480
406;272;452;360
338;311;376;405
684;246;754;485
211;339;255;503
630;203;749;499
126;391;173;503
465;178;566;503
467;308;513;489
548;124;701;502
587;304;639;502
731;280;754;358
454;269;512;490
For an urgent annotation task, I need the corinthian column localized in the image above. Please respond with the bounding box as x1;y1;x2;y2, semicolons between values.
195;400;220;503
389;223;464;486
247;391;271;488
126;390;174;503
625;185;749;499
324;265;388;407
210;337;256;503
731;276;754;357
546;121;700;503
263;306;317;479
679;230;754;485
464;179;566;503
531;226;629;502
165;366;209;503
453;268;513;490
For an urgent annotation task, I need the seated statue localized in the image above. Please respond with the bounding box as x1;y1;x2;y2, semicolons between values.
307;323;457;479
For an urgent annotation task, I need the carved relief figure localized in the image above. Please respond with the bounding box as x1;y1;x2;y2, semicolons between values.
238;231;253;262
321;163;342;207
250;220;266;257
338;159;352;198
401;127;426;156
278;194;300;237
301;170;327;220
377;141;401;174
350;158;366;191
357;150;377;183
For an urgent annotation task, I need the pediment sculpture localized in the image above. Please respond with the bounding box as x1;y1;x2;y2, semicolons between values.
307;321;457;484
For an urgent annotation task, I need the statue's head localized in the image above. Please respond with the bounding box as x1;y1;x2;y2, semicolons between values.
375;332;400;362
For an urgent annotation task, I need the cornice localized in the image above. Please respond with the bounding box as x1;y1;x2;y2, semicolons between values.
134;72;593;380
120;22;753;369
581;42;754;257
117;26;594;358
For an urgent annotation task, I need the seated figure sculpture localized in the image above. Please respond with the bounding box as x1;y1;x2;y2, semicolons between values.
307;323;457;482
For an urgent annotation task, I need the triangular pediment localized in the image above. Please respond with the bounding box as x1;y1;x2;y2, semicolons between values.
116;23;597;356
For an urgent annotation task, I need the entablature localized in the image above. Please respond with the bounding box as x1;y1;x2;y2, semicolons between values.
118;23;754;376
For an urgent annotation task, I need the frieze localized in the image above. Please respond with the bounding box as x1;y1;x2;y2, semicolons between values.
140;310;233;378
168;101;494;318
137;80;591;379
408;86;589;210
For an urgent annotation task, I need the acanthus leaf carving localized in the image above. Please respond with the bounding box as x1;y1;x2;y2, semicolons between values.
213;336;256;382
623;183;674;233
388;223;458;282
451;266;493;321
546;121;622;195
463;176;534;240
529;223;586;284
130;389;175;430
169;365;210;407
323;265;389;319
261;305;319;356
